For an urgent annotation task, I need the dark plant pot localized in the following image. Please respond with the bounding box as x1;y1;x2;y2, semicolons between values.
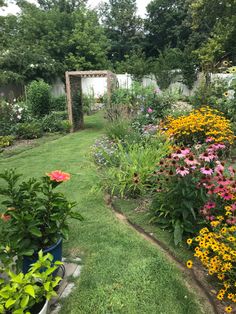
23;238;62;274
30;299;48;314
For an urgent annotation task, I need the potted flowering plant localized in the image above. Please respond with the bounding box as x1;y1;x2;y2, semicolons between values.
0;169;83;272
0;250;62;314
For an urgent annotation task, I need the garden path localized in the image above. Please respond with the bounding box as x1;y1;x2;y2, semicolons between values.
0;112;213;314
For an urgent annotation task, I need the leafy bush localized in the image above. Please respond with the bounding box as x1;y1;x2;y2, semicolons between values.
162;107;234;145
101;138;170;197
190;79;236;121
15;121;43;139
0;100;30;135
105;119;142;144
27;80;51;117
149;143;228;245
42;111;70;133
92;137;119;167
50;95;67;111
83;93;96;115
0;135;14;148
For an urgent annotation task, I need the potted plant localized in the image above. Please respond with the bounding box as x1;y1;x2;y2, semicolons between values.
0;169;83;272
0;250;62;314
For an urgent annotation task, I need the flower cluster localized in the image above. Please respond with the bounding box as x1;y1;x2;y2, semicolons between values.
187;222;236;313
161;107;234;145
92;137;118;166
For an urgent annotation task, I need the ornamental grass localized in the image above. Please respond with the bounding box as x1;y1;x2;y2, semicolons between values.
162;107;235;145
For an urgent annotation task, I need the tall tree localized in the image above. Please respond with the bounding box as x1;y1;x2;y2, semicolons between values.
144;0;191;57
100;0;143;63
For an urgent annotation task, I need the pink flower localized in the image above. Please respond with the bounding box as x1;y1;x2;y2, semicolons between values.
180;148;190;156
176;166;189;176
200;167;213;176
206;137;214;143
199;152;216;162
147;108;153;113
184;155;199;166
231;203;236;212
228;166;235;176
215;163;224;174
204;202;216;209
47;170;70;182
220;191;234;200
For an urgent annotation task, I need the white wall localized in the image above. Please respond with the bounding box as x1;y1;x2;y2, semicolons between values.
50;72;235;98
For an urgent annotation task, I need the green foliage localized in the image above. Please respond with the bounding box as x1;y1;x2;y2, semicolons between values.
0;100;30;136
0;136;14;149
0;251;61;313
42;111;70;133
105;119;142;144
82;93;96;115
190;79;236;121
100;0;143;63
50;95;67;112
0;169;83;263
101;138;170;198
15;121;43;139
27;80;51;118
151;48;183;90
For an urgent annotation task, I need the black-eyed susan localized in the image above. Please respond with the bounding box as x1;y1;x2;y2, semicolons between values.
187;238;192;245
227;293;233;300
225;306;232;313
224;91;229;97
186;260;193;269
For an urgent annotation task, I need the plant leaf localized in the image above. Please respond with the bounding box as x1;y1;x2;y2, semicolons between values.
24;285;35;298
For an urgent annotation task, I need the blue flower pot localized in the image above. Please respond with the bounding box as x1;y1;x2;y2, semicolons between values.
23;238;62;274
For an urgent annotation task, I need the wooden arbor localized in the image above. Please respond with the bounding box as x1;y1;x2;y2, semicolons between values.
65;70;117;132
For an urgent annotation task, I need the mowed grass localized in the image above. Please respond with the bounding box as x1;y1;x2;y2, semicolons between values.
0;112;210;314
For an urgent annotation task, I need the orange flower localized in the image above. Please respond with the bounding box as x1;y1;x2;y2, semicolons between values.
47;170;70;182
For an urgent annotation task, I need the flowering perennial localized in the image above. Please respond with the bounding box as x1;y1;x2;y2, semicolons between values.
161;107;234;145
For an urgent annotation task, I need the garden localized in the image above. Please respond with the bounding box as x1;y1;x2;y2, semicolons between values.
0;0;236;313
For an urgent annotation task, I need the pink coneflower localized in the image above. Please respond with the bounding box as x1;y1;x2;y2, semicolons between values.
220;191;234;200
147;108;153;113
215;163;225;174
199;152;216;162
206;137;214;143
231;203;236;212
204;201;216;209
180;148;190;156
206;215;216;221
176;166;190;176
228;166;235;176
200;166;214;176
172;149;185;158
226;218;236;225
184;155;199;166
212;143;226;150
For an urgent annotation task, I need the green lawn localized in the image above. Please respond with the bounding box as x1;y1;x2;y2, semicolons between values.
0;112;211;314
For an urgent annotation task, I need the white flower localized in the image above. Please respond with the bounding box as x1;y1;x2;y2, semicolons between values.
30;64;34;68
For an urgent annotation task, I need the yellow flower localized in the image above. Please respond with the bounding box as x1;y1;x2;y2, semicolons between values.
227;293;233;300
225;306;232;313
186;260;193;269
187;238;192;245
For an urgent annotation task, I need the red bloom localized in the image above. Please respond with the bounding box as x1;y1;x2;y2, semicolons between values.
47;170;70;182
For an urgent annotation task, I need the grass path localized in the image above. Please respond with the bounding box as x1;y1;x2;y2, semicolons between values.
0;113;211;314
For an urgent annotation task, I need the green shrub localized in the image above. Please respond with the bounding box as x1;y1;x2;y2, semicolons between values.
15;121;43;139
105;119;142;144
27;80;51;117
0;136;14;148
101;138;170;198
190;79;236;121
83;93;96;115
50;95;67;111
42;111;69;133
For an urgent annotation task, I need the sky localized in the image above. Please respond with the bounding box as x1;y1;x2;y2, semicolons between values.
0;0;151;17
